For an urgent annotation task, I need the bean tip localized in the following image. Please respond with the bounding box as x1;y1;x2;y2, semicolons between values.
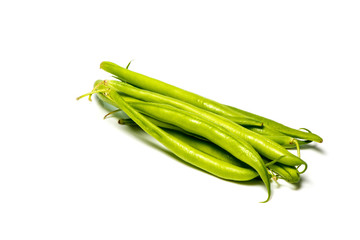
297;162;308;174
99;61;106;70
260;193;271;203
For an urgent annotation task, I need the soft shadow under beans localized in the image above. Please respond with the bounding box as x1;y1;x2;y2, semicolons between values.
299;143;326;154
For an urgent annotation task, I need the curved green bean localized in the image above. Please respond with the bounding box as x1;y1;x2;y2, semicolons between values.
101;88;272;202
125;101;271;198
100;62;259;123
84;87;270;201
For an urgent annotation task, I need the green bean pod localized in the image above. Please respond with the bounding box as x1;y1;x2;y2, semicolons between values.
122;101;271;198
93;88;270;202
100;62;261;125
100;61;322;143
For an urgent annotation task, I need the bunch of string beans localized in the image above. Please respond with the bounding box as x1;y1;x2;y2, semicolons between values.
77;61;323;202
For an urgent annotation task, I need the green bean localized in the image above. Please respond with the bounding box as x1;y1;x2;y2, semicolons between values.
80;86;270;201
98;87;272;202
96;80;306;170
100;62;260;123
99;61;322;143
124;101;270;187
83;90;261;178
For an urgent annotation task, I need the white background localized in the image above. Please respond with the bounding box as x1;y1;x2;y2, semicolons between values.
1;0;359;239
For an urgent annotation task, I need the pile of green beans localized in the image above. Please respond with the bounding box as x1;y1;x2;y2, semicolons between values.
78;61;323;202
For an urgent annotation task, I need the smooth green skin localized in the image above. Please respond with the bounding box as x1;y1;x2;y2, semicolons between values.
98;80;262;127
95;80;306;169
95;88;269;201
100;61;322;143
226;105;323;143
